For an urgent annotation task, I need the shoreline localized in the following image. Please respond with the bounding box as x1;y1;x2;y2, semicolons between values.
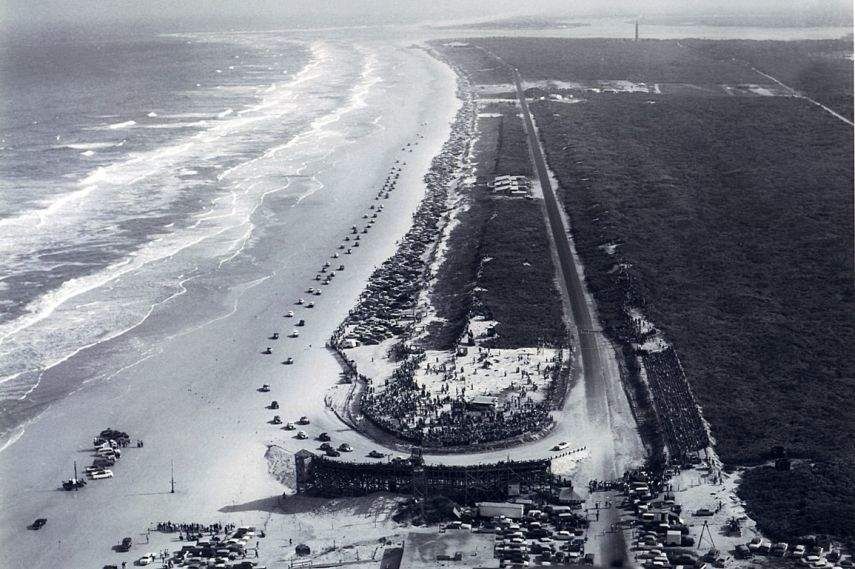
0;40;463;569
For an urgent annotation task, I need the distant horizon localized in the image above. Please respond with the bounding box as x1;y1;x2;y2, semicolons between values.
2;0;852;36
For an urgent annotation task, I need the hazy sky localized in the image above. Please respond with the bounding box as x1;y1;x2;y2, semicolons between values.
2;0;852;32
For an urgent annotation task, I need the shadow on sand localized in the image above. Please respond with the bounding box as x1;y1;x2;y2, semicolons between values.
218;494;326;515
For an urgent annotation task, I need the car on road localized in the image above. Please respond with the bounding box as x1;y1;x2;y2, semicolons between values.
296;431;308;440
338;443;353;452
551;441;569;452
29;518;47;530
89;469;114;480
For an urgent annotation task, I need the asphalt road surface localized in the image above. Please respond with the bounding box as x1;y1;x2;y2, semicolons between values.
511;66;633;566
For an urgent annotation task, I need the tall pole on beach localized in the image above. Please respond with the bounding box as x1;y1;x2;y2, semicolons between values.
171;459;175;494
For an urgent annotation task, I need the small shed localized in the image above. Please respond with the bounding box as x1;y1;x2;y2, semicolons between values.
557;488;585;508
666;530;682;546
467;395;498;413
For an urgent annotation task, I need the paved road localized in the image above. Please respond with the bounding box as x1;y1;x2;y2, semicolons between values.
510;67;632;566
510;68;607;429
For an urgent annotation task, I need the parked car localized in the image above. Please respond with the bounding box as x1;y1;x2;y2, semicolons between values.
296;431;308;440
319;443;333;452
29;518;47;530
338;443;353;452
89;469;114;480
283;422;295;430
325;449;340;457
317;432;331;442
551;441;569;452
62;478;86;490
368;450;385;459
297;416;310;425
135;553;156;565
118;537;133;552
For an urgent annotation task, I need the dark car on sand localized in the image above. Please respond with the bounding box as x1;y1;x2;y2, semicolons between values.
29;518;47;530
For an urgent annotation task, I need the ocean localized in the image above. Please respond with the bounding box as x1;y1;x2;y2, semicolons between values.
0;29;395;435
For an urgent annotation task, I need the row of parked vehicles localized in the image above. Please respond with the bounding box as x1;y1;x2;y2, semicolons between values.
492;512;594;566
61;429;132;491
106;526;265;569
257;393;386;460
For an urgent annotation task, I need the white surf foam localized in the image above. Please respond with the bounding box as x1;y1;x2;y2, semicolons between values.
107;120;136;129
0;39;388;408
64;142;122;150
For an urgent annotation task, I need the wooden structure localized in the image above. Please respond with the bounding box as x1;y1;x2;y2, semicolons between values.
295;451;553;505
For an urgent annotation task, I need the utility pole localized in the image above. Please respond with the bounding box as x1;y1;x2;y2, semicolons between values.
635;20;639;41
171;459;175;494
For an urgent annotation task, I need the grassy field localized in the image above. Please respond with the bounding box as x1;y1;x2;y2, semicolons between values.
687;38;854;120
739;460;855;547
438;36;854;542
533;93;854;541
424;106;563;350
441;38;762;84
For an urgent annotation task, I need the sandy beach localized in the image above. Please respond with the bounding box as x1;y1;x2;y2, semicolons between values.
0;40;460;568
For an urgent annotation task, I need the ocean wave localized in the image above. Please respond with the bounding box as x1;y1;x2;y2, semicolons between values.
136;121;209;129
0;39;387;408
63;141;125;150
107;120;136;129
